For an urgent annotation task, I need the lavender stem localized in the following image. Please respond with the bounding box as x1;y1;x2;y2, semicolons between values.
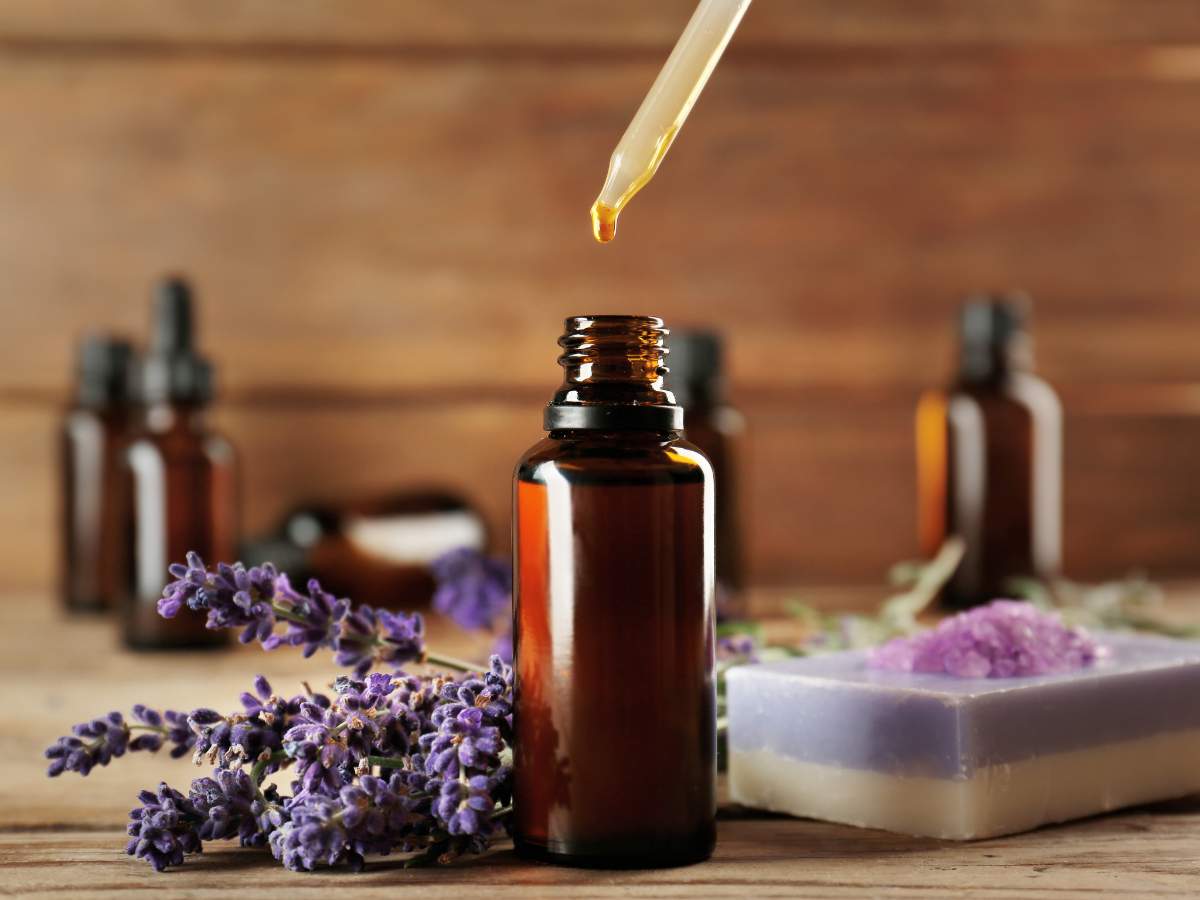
423;651;485;673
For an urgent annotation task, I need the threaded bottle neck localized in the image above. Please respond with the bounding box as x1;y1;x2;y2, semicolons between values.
545;315;683;431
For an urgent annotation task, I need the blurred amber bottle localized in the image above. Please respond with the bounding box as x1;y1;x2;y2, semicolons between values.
61;336;136;613
243;491;487;611
916;296;1062;609
667;330;747;615
120;278;237;650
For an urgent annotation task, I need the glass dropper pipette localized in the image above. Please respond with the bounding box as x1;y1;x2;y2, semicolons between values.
590;0;752;243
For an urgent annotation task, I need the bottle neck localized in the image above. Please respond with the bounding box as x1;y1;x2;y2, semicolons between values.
544;315;683;432
957;333;1033;386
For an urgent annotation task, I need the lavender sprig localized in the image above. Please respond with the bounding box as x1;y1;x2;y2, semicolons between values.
49;554;516;874
45;676;325;779
160;552;475;675
45;707;193;777
104;659;514;873
82;660;512;872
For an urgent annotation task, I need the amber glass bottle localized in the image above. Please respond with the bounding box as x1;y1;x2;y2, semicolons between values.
61;336;136;613
916;296;1062;609
513;315;716;868
668;330;746;615
120;278;237;650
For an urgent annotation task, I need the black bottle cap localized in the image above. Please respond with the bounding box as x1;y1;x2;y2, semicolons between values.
138;276;214;405
958;293;1032;380
544;403;683;431
74;335;135;409
666;330;724;409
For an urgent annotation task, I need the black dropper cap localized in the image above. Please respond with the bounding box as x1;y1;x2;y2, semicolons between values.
958;293;1032;382
74;335;135;409
666;330;725;409
138;276;214;405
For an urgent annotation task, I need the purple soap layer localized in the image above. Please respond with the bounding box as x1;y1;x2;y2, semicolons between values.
727;633;1200;779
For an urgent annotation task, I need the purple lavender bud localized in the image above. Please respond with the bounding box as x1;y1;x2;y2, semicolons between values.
44;712;128;776
333;606;425;676
375;610;425;668
434;773;497;837
190;768;281;847
282;703;351;797
869;599;1102;678
125;782;203;871
421;707;502;778
266;576;350;658
159;553;279;641
253;675;272;700
270;793;355;871
431;548;513;632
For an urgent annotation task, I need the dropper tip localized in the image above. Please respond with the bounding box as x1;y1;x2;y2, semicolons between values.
590;201;618;244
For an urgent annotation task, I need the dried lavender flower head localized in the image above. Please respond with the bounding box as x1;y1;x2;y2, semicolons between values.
868;599;1102;678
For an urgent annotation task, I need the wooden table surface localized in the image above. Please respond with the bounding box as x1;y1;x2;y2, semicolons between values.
5;592;1200;898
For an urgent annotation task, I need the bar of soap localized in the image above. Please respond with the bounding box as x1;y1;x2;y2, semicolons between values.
727;633;1200;839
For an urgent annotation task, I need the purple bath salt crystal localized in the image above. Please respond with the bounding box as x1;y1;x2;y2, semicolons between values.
868;600;1101;678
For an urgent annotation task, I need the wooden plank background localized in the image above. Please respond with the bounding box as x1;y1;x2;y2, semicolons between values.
1;2;1199;594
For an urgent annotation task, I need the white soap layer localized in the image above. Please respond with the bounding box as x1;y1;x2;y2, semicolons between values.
730;728;1200;840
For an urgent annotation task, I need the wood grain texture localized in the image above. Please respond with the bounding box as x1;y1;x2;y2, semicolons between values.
4;812;1200;899
1;1;1200;48
5;596;1200;898
2;51;1200;400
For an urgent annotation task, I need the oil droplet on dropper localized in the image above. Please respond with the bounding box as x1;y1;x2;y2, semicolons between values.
586;0;751;243
589;125;677;245
591;202;618;243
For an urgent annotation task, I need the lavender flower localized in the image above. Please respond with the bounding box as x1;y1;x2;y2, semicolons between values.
435;773;501;837
336;606;425;676
160;554;427;675
44;712;127;776
283;701;355;795
869;599;1102;678
269;772;429;871
48;553;517;875
46;707;193;777
190;768;284;847
421;707;502;776
431;548;512;631
264;576;350;657
161;552;280;644
126;783;203;872
128;706;193;757
270;793;349;871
